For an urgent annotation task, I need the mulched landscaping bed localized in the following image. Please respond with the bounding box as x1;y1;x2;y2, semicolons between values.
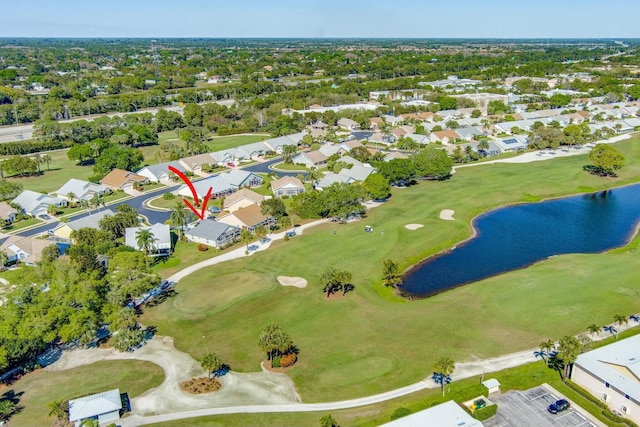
180;377;222;394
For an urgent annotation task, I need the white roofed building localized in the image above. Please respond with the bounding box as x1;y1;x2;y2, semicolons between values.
68;389;123;427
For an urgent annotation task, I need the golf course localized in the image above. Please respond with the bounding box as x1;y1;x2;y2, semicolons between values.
140;136;640;403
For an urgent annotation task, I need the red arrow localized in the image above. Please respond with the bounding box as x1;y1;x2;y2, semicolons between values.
168;165;213;220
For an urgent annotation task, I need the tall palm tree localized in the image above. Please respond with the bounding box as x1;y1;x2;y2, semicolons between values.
433;356;455;396
255;225;268;242
381;259;402;288
282;144;297;164
587;324;601;338
241;228;253;251
66;192;77;208
135;228;156;255
539;339;555;366
169;202;189;238
41;154;52;171
614;314;628;328
557;335;581;381
47;399;68;423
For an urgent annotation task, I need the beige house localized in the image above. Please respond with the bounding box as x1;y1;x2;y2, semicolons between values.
271;176;305;198
430;129;461;144
178;153;216;176
0;201;18;224
572;334;640;425
100;169;149;192
223;188;264;213
216;204;275;232
0;236;58;265
53;209;114;241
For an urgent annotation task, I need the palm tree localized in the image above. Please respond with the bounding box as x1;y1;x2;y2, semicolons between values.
41;154;52;170
477;139;490;155
135;228;156;255
381;259;402;288
0;399;16;422
539;339;555;366
47;399;68;423
80;418;99;427
614;314;628;328
255;225;268;243
67;192;77;208
241;228;253;252
307;167;321;186
200;353;222;379
282;144;297;164
47;203;58;216
557;335;581;381
433;356;455;396
169;202;189;238
587;324;601;338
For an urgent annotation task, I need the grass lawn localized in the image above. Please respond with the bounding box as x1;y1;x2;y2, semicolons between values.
5;149;94;194
272;162;308;171
148;330;640;427
4;360;164;427
141;137;640;403
151;239;230;278
1;217;42;232
206;133;270;152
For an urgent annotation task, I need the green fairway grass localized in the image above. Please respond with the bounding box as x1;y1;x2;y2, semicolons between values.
5;360;164;427
5;149;94;194
140;137;640;402
206;133;270;152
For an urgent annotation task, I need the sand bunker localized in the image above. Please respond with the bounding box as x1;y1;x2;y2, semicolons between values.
277;276;308;288
439;209;455;221
405;224;424;230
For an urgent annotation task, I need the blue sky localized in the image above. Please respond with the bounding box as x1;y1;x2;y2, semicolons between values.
1;0;639;38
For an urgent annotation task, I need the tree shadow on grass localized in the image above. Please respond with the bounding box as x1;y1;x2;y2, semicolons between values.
144;289;178;307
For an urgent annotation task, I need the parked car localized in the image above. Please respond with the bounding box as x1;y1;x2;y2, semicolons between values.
39;214;51;220
285;230;296;237
547;399;570;414
208;206;222;213
227;162;235;168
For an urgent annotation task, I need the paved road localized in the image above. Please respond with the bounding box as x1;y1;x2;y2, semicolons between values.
244;157;305;177
16;184;178;238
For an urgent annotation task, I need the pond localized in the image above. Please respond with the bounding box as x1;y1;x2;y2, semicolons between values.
401;184;640;298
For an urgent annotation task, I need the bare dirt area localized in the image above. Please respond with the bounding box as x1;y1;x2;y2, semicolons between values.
277;276;308;288
45;335;301;416
181;377;222;394
404;223;424;230
439;209;455;220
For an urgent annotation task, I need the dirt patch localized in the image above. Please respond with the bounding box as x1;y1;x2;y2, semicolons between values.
405;223;424;230
180;377;222;394
277;276;307;288
439;209;455;221
324;292;346;300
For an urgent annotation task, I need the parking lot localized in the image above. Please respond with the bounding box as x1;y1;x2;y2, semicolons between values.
484;386;597;427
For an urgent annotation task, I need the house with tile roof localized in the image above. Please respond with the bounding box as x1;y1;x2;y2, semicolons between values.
53;209;114;240
216;204;275;232
223;188;264;213
0;235;59;265
54;179;110;202
184;219;240;248
136;161;186;183
100;169;149;192
12;190;67;218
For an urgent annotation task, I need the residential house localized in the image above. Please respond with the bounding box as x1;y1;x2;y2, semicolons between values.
293;150;328;168
218;170;264;189
611;120;634;133
0;201;18;224
494;136;528;152
223;188;264;213
379;400;484;427
391;128;408;139
403;133;429;145
572;334;640;425
624;117;640;129
54;178;110;202
337;118;359;130
0;235;59;266
12;190;67;218
261;135;299;153
53;209;114;240
337;165;375;182
176;175;236;200
316;173;355;189
68;389;123;427
338;139;364;154
383;151;409;162
430;130;461;144
136;161;186;183
271;176;305;198
216;204;275;232
382;115;402;126
455;126;484;141
179;153;217;175
318;143;342;157
100;169;149;192
124;223;172;255
184;219;240;248
369;117;385;130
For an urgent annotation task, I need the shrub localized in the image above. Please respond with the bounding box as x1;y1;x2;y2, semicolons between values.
284;233;289;241
280;353;297;368
473;404;498;421
271;356;281;368
197;244;208;252
163;192;176;200
390;407;412;420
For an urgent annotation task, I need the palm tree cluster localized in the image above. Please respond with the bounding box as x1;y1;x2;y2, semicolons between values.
433;356;455;397
320;267;354;297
